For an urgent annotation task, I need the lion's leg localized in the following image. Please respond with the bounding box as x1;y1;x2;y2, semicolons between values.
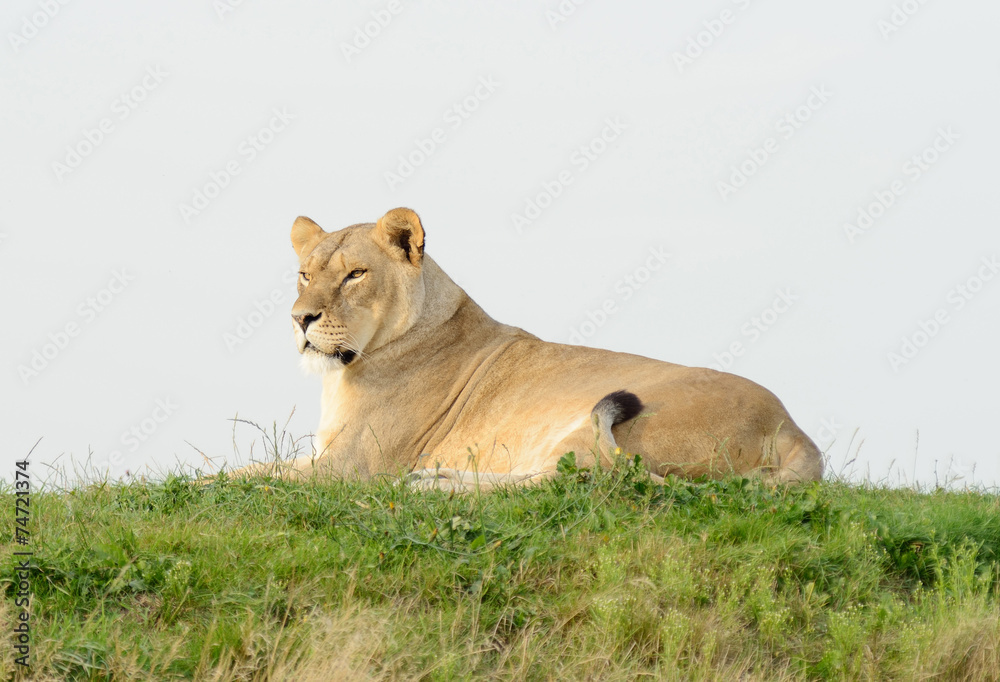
406;467;548;492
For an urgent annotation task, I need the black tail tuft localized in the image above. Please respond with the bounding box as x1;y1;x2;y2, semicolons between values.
594;390;644;425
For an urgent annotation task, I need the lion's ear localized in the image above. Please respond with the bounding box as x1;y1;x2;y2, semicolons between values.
291;216;325;259
374;208;425;266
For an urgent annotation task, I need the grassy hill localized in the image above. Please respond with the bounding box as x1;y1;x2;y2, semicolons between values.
2;456;999;680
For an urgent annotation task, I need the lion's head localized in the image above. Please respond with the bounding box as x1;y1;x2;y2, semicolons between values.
290;207;427;374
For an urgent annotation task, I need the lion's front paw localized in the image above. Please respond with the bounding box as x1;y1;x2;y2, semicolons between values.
405;468;467;492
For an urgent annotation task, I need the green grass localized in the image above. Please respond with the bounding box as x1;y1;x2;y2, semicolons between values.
2;454;999;680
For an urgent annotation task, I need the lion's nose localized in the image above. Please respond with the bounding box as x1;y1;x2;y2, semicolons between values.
293;313;320;332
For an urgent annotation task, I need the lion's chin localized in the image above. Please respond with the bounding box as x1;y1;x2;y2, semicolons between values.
299;345;356;375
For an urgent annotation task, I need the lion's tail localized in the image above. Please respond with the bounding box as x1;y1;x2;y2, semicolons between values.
590;390;644;466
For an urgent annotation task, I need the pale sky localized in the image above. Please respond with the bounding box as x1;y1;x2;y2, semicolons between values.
2;0;998;488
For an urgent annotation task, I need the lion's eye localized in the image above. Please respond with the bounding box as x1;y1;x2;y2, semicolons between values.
345;269;366;281
298;272;311;285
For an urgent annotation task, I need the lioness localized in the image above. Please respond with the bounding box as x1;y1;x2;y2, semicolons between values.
239;207;822;489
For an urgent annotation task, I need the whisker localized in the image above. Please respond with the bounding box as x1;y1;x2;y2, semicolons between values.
342;333;371;362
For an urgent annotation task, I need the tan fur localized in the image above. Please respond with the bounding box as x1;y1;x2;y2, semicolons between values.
238;208;823;488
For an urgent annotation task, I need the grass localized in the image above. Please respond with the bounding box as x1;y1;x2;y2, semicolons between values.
2;450;999;681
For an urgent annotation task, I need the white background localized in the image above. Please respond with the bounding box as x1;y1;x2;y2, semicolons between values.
2;0;997;488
